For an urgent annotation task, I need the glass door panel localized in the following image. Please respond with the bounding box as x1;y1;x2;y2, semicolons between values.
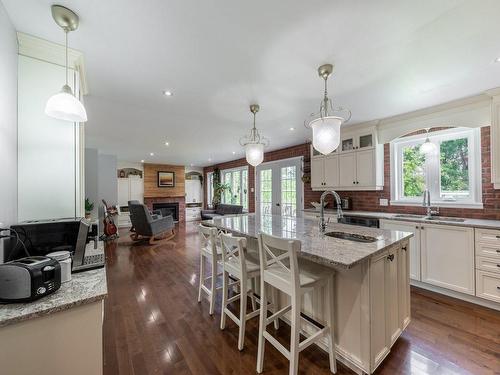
359;134;373;148
281;166;297;217
256;158;303;217
259;169;273;215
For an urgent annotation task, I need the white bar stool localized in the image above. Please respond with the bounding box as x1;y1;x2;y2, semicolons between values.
256;232;337;375
219;233;260;350
197;224;223;315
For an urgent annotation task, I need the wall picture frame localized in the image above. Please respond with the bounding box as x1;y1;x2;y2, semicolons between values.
157;171;175;187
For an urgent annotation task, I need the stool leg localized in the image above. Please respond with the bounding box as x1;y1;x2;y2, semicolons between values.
289;293;301;375
256;279;268;373
220;270;228;330
272;287;280;329
197;254;205;303
249;278;257;312
238;277;248;351
209;260;217;315
326;275;337;374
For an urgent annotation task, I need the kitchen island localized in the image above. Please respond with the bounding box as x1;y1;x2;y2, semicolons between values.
206;214;413;375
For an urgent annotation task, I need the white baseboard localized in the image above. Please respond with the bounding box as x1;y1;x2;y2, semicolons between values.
411;280;500;311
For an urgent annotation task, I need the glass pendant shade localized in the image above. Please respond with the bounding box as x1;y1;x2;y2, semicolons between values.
245;143;264;167
45;84;88;122
420;138;438;156
310;116;342;155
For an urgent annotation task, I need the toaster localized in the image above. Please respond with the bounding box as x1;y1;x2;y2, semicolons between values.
0;256;61;303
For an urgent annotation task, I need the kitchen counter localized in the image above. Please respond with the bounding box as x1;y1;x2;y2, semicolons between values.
205;213;412;269
0;267;107;328
303;208;500;229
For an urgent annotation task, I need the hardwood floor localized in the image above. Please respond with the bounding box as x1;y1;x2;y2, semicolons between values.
103;223;500;375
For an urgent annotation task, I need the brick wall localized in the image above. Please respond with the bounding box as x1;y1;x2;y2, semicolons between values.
204;126;500;219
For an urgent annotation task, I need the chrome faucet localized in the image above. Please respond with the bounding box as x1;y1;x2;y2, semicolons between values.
422;189;439;217
319;190;344;233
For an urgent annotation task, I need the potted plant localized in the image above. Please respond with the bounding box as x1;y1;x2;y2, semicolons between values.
85;198;94;220
212;182;231;207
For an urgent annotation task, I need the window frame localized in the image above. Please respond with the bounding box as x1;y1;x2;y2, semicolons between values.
220;166;249;211
206;172;214;207
390;127;482;208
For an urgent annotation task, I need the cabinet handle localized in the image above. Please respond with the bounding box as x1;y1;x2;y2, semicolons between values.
497;264;500;268
421;226;424;230
353;181;355;184
387;254;394;262
402;246;407;252
496;235;500;239
415;226;419;229
496;250;500;253
356;181;359;184
497;286;500;290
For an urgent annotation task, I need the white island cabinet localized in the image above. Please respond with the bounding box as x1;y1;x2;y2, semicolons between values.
207;214;412;375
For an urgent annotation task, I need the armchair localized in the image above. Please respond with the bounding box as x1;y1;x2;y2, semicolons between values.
128;202;176;245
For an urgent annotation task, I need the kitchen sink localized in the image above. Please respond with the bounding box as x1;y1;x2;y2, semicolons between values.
423;216;466;223
324;231;377;243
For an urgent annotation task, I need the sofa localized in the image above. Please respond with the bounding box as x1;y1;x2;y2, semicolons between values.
201;204;243;220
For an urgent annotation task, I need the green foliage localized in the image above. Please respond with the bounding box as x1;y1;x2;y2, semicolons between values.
85;198;94;213
403;145;425;197
440;138;469;192
211;168;231;207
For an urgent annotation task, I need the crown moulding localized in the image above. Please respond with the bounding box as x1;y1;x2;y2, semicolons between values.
17;32;88;95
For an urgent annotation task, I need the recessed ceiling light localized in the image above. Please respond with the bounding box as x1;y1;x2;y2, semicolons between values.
165;141;169;146
495;57;500;63
150;152;154;156
190;163;194;167
141;159;145;163
232;151;236;155
290;127;295;131
208;158;212;162
163;90;173;96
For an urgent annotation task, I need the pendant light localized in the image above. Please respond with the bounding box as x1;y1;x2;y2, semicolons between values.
420;128;438;156
305;63;351;155
45;5;87;123
239;104;269;167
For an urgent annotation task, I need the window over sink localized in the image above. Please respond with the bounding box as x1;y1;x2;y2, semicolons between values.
390;127;482;208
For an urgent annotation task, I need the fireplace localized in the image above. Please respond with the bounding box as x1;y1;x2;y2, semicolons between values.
153;202;179;222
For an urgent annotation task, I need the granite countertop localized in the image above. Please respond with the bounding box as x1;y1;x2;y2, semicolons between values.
303;208;500;230
205;214;412;269
0;242;107;328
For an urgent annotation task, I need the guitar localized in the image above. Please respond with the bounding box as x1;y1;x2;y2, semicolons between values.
102;199;118;238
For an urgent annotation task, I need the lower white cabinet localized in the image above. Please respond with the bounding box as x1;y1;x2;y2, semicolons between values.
369;243;410;369
475;270;500;303
421;223;475;295
185;207;201;222
380;220;421;281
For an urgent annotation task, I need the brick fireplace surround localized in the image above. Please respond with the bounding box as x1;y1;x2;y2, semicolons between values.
144;197;186;222
204;126;500;220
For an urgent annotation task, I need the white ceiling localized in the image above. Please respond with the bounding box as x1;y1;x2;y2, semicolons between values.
4;0;500;166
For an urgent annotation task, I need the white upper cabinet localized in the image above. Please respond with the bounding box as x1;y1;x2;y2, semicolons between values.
311;125;383;191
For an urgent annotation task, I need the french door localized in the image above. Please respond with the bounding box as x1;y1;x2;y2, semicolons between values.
255;157;303;217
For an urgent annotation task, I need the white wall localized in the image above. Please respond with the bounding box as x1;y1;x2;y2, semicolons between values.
98;154;118;208
0;3;18;227
17;54;80;221
0;3;18;262
85;148;99;218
